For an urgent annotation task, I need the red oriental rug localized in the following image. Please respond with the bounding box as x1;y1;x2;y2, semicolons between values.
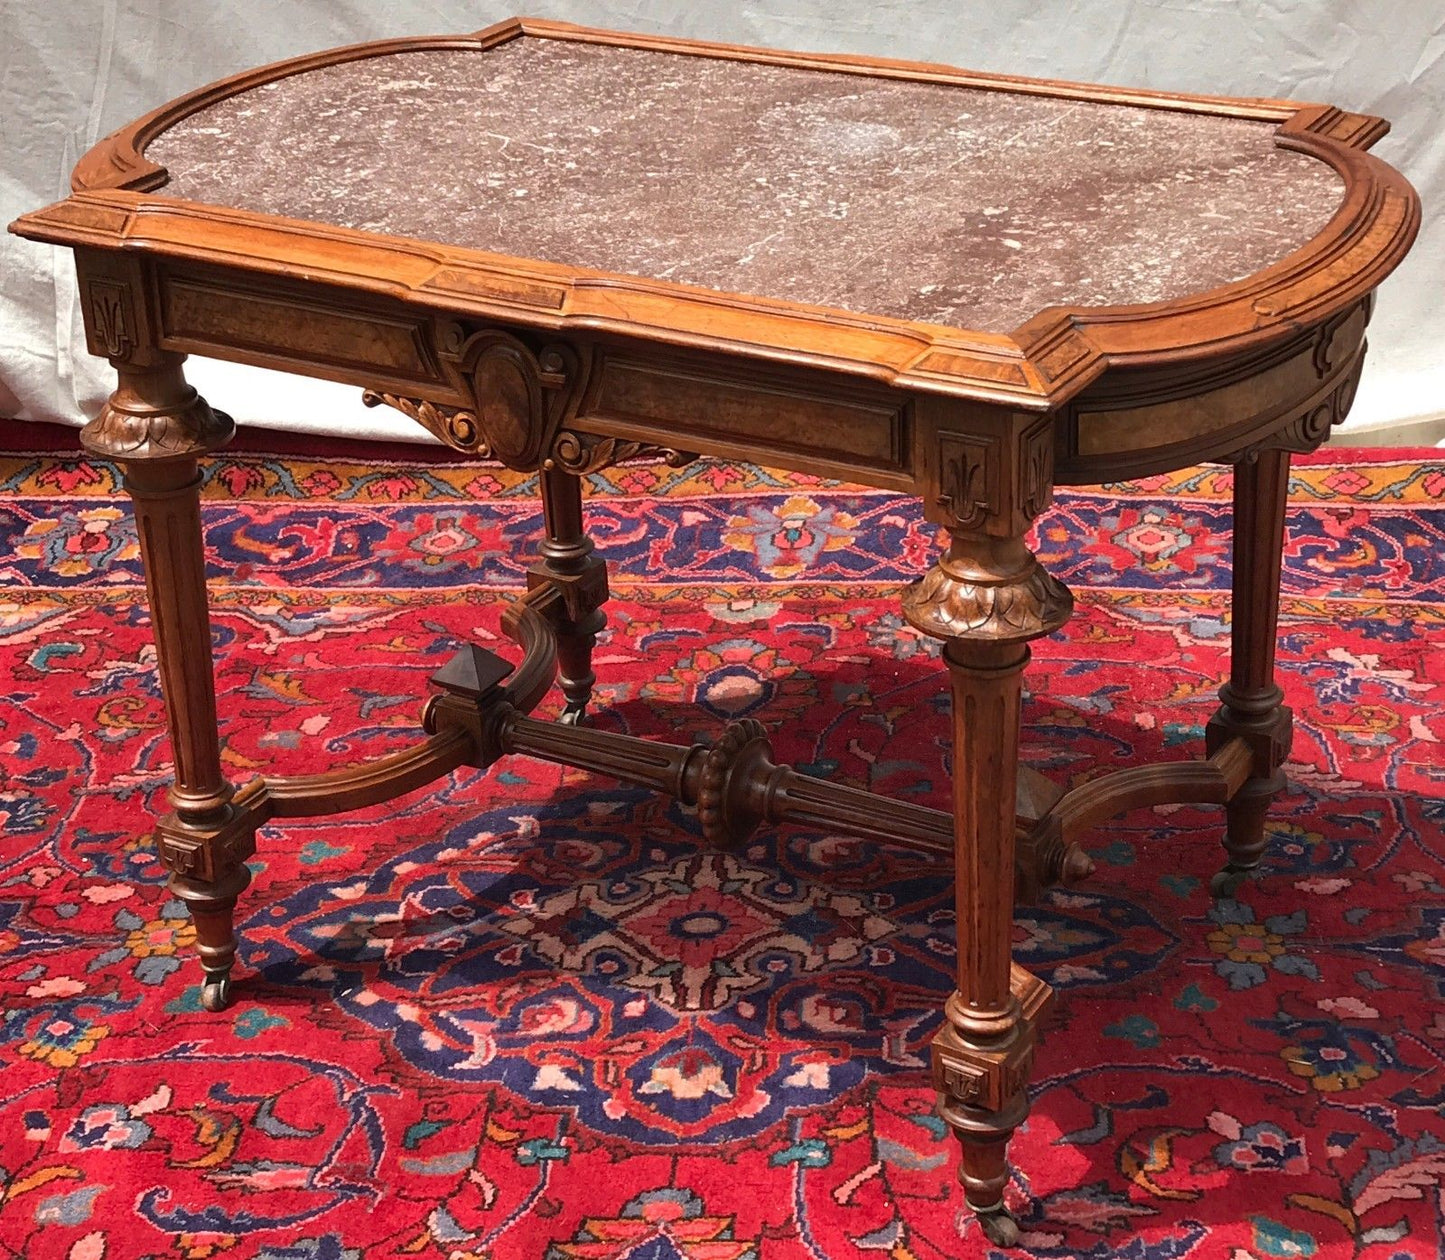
0;418;1441;1260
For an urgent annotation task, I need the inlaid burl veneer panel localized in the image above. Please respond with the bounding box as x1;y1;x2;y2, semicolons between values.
147;37;1345;334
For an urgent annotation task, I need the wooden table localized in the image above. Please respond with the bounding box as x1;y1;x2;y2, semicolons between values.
10;19;1419;1245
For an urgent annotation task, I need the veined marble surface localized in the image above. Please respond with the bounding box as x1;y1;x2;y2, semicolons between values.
147;37;1345;333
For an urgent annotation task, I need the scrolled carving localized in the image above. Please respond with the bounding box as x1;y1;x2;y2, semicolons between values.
1230;349;1365;464
374;328;593;469
362;390;489;455
546;430;695;475
461;330;588;470
902;560;1073;643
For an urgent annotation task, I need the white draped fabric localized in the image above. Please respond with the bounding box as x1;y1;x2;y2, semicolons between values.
3;1;1441;445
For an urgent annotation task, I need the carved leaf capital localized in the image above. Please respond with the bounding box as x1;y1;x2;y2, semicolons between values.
902;560;1073;643
82;369;234;462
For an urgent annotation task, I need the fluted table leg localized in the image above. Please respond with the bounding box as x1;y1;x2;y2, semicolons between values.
1206;448;1295;898
82;351;253;1011
903;405;1072;1245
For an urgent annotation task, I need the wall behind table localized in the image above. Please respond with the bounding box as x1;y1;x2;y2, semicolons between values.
3;0;1441;446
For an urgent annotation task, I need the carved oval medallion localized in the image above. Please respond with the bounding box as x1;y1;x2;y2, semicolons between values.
471;339;543;467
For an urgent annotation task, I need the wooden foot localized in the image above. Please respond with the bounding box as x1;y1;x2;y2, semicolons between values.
1207;447;1293;893
1210;772;1285;897
947;1088;1030;1244
556;608;605;724
171;865;252;1010
530;466;608;723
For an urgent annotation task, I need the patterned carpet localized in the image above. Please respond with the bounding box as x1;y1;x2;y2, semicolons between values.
0;418;1441;1260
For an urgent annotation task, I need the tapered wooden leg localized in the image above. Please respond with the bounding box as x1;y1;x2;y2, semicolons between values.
1206;448;1294;898
905;523;1073;1244
529;466;608;724
82;352;255;1010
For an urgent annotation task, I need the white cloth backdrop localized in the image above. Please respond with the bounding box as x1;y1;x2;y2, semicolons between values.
3;0;1441;446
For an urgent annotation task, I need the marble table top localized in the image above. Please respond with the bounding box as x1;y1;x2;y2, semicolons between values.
145;36;1345;334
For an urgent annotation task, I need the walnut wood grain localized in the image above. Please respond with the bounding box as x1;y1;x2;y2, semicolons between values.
530;467;609;723
8;20;1422;1245
1205;448;1296;896
10;22;1420;418
231;729;474;822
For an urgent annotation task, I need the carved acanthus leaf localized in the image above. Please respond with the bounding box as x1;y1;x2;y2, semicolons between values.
362;390;489;455
546;430;696;475
902;562;1073;643
81;382;234;462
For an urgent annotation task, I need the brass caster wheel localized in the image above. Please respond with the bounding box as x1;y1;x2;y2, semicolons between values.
1210;866;1251;900
200;971;234;1012
976;1207;1021;1247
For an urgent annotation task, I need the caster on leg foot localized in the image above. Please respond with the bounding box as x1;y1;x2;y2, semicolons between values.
975;1204;1021;1247
200;969;234;1012
1210;865;1253;899
558;701;588;726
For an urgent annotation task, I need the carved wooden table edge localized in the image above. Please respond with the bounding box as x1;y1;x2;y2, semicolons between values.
7;20;1422;1249
11;20;1421;411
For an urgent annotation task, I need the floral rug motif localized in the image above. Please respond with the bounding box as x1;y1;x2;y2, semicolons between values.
0;419;1442;1260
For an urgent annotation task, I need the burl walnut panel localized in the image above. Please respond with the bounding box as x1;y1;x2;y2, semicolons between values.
7;16;1422;1248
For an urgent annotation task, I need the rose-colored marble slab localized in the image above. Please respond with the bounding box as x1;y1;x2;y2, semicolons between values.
146;37;1344;334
